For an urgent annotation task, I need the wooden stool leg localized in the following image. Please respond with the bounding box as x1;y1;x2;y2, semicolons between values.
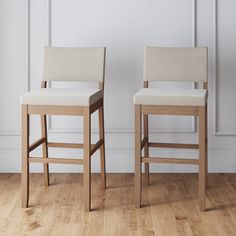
199;106;206;212
22;105;29;208
99;103;106;189
205;105;208;189
144;114;149;186
41;115;49;186
83;107;91;212
135;105;142;208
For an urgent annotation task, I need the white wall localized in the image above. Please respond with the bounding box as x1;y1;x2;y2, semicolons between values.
1;0;236;173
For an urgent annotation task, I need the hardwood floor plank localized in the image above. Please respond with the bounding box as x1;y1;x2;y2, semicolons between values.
0;174;236;235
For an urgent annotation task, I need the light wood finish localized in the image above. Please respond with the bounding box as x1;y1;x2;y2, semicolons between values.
199;106;206;211
98;103;106;189
143;81;149;186
90;99;103;114
135;105;142;208
144;116;149;186
41;115;49;186
149;142;199;149
205;104;208;188
47;141;102;154
22;48;106;212
90;139;103;156
22;97;106;212
22;97;105;211
21;105;29;208
40;81;49;186
47;142;83;149
141;137;148;150
204;81;208;189
142;157;199;165
135;82;208;212
2;173;236;235
29;137;46;152
142;105;199;116
83;106;91;212
28;105;84;116
28;157;83;165
28;99;103;116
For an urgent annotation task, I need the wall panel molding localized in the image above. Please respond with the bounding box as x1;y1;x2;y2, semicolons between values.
47;0;198;134
0;0;30;136
213;0;236;136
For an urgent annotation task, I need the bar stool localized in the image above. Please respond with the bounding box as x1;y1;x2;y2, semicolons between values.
134;47;208;211
20;47;106;212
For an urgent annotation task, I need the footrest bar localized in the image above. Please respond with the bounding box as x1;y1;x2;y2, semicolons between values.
48;142;83;149
28;157;83;165
149;142;199;149
90;139;103;156
29;137;46;152
142;157;199;165
141;137;148;150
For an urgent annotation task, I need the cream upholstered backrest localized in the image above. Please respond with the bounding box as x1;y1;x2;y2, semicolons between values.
144;47;208;82
43;47;106;82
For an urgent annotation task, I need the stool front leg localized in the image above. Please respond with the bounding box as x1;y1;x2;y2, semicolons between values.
22;105;29;208
199;106;206;211
41;115;49;186
205;105;208;189
135;105;142;208
83;107;91;212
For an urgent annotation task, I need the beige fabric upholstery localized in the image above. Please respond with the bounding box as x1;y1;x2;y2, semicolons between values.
144;47;208;82
43;47;105;82
20;88;103;106
134;88;207;106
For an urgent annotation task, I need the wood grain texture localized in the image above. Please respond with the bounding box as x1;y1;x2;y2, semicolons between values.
21;105;29;208
40;115;49;186
199;106;206;211
40;78;49;187
1;173;236;235
98;104;106;189
83;106;91;212
143;115;149;186
143;81;150;186
135;105;142;208
142;105;199;116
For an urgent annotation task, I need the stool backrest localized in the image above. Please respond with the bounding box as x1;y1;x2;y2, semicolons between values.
144;47;207;82
43;47;106;83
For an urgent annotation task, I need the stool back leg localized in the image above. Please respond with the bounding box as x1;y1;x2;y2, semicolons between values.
22;105;29;207
144;114;149;185
135;104;142;208
199;106;206;211
99;103;106;189
41;115;49;186
83;107;91;212
205;105;208;189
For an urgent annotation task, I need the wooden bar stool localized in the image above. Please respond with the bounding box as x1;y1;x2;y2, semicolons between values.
20;47;106;212
134;47;208;211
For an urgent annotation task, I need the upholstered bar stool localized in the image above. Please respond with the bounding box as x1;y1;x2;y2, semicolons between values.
20;47;106;212
134;47;208;211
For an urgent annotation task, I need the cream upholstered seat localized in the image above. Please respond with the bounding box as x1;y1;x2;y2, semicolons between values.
134;88;207;106
21;47;106;212
134;47;208;212
21;88;103;106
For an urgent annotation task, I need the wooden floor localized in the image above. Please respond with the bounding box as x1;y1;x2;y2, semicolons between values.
0;173;236;235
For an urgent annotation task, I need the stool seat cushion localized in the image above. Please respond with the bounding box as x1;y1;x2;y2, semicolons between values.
133;88;207;106
20;88;103;106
